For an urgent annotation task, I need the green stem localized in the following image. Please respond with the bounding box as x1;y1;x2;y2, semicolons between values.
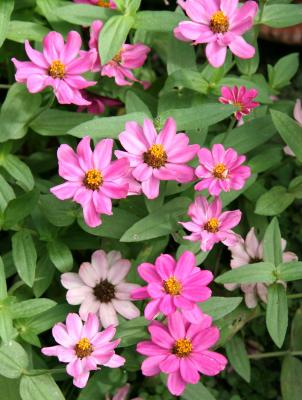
27;93;55;126
222;117;236;144
8;281;26;295
23;367;66;376
0;84;11;89
287;293;302;300
249;350;302;360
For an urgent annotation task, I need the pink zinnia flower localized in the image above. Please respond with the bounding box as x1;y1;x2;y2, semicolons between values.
284;99;302;157
131;251;213;324
180;196;242;252
174;0;258;68
50;136;130;228
110;384;142;400
61;250;140;327
195;144;251;196
137;311;227;396
42;313;125;388
73;0;116;8
219;85;259;120
12;31;96;105
88;20;150;87
78;90;122;114
226;227;298;308
115;118;199;199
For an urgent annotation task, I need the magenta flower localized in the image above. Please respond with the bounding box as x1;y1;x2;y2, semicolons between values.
111;384;142;400
61;250;140;327
12;31;96;105
74;0;116;7
42;313;125;388
131;251;213;323
78;90;122;114
226;227;297;308
180;196;242;252
115;118;199;199
195;144;251;196
88;20;150;87
174;0;258;68
50;136;130;228
137;311;227;396
219;85;259;120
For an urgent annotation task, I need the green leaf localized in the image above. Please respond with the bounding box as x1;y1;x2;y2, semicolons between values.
1;154;34;191
278;261;302;282
99;15;134;64
33;256;55;298
215;262;276;284
266;283;288;348
225;335;251;382
255;186;295;216
288;176;302;199
10;299;56;319
12;231;37;287
55;4;115;25
221;173;257;207
271;109;302;162
262;217;282;266
3;189;39;229
181;382;216;400
0;257;7;300
291;307;302;351
24;304;71;335
39;195;76;227
268;53;299;90
200;297;242;321
47;240;73;272
125;0;141;15
20;374;65;400
6;21;49;43
167;34;196;75
121;197;191;242
0;174;15;214
0;376;21;400
0;306;15;343
162;69;208;95
116;317;149;347
125;91;152;117
236;29;259;76
261;4;302;28
0;341;28;379
36;0;73;35
134;11;184;32
249;146;282;174
281;356;302;400
0;0;14;48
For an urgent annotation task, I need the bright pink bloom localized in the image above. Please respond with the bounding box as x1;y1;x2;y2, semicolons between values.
219;85;259;120
284;99;302;156
42;313;125;388
131;251;213;323
111;384;142;400
195;144;251;196
73;0;116;8
50;136;130;228
88;20;150;87
115;118;199;199
12;31;96;105
180;196;242;252
137;311;227;396
226;227;298;308
174;0;258;68
78;90;122;114
61;250;140;327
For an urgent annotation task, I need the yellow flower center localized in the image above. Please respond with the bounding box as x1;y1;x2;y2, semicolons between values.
210;11;229;33
143;144;167;169
163;276;182;296
213;163;228;179
97;0;111;6
204;217;219;233
84;169;103;190
49;60;65;79
112;50;122;63
75;338;93;359
173;338;193;358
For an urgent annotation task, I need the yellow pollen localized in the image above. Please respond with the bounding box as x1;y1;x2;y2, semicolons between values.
210;11;229;33
97;0;111;6
164;277;182;296
84;169;103;190
173;338;193;358
213;163;227;179
204;217;219;233
75;338;93;359
49;60;65;79
112;50;122;63
143;144;167;169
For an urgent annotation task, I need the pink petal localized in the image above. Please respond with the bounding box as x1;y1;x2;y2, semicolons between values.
219;210;242;229
167;311;185;339
61;31;82;64
76;136;93;171
50;182;81;200
156;117;177;151
142;119;157;147
104;354;125;368
155;254;175;280
141;355;166;376
193;350;227;375
137;341;169;356
193;327;220;350
167;371;186;396
52;322;74;347
82;201;102;228
159;354;180;373
82;313;99;338
42;31;64;64
27;74;49;93
228;35;255;59
25;41;48;68
180;357;200;384
145;299;161;319
119;122;148;155
103;158;129;181
93;138;113;170
132;163;153;181
148;323;174;349
141;175;161;199
174;251;195;280
205;41;227;68
131;286;149;300
73;371;90;389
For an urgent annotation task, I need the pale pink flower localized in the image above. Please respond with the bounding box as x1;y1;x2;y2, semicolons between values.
131;251;213;324
284;99;302;157
180;196;242;252
195;144;251;196
41;313;125;388
219;85;259;120
61;250;140;327
110;384;142;400
137;311;227;396
12;31;96;105
78;91;122;114
88;20;150;87
174;0;258;68
50;136;130;228
74;0;116;8
226;227;298;308
115;118;199;199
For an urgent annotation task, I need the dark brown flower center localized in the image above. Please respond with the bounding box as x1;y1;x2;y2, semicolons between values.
143;144;167;169
173;338;193;357
93;279;115;303
49;60;65;79
210;11;229;33
84;169;103;190
204;217;219;233
74;338;93;359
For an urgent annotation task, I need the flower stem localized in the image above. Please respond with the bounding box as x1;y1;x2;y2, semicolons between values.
287;293;302;300
0;84;11;89
249;350;302;360
222;117;236;144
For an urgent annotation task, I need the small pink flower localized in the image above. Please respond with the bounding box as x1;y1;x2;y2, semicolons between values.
12;31;96;105
111;384;143;400
89;20;150;87
61;250;140;327
284;99;302;157
50;136;130;228
219;85;259;120
115;117;199;199
78;90;122;114
42;313;125;388
137;311;227;396
226;227;298;308
73;0;116;8
174;0;258;68
195;144;251;196
180;196;242;252
131;251;213;323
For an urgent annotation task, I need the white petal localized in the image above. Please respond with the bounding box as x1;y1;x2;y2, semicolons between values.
91;250;109;280
112;299;140;320
99;302;119;328
79;262;99;287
